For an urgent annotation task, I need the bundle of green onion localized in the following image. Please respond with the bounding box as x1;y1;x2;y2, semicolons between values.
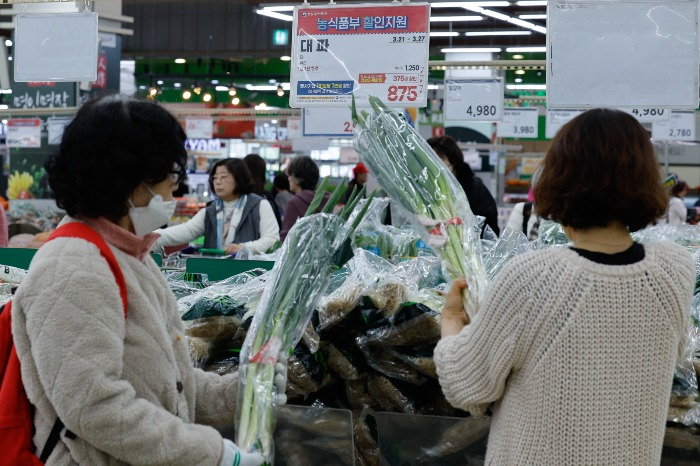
235;178;375;462
353;95;487;319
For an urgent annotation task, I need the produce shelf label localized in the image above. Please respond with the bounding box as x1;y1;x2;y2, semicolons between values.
497;107;539;138
444;79;504;122
651;110;695;141
290;2;430;108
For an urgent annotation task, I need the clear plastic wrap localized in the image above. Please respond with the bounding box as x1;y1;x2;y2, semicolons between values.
356;302;441;350
235;213;351;461
535;220;571;246
482;227;536;280
354;96;487;320
162;271;209;300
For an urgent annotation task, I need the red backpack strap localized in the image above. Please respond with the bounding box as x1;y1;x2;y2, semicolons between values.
47;223;128;318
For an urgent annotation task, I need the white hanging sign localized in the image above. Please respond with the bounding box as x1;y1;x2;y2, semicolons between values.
651;111;696;141
15;13;99;82
303;107;359;136
7;118;42;148
496;107;539;138
545;109;584;139
444;79;503;121
623;108;670;123
47;116;71;145
185;117;214;139
290;2;430;108
286;117;303;139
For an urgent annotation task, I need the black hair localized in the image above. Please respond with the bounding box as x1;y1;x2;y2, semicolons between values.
45;95;187;221
208;158;253;196
672;180;688;198
243;153;268;195
286;156;319;191
426;135;476;188
273;172;290;191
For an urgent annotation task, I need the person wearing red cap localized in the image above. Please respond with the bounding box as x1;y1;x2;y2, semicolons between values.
344;163;369;205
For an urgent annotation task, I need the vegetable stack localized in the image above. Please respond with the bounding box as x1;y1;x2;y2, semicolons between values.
352;95;487;319
235;178;375;463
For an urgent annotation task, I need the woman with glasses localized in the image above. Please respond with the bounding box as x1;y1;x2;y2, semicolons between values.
155;158;280;255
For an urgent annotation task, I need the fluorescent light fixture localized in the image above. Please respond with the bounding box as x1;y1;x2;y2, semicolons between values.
465;30;531;36
430;31;460;37
0;89;12;94
507;17;546;33
174;83;182;88
215;85;229;91
432;1;511;6
506;46;546;52
441;47;502;53
211;79;219;84
515;69;526;75
174;58;186;64
0;106;8;110
262;5;295;11
519;14;547;19
138;85;146;90
506;84;546;90
428;84;440;90
256;9;293;21
280;55;291;61
430;15;483;22
462;5;546;34
156;80;164;85
246;83;291;91
516;1;548;5
512;54;525;59
515;78;523;83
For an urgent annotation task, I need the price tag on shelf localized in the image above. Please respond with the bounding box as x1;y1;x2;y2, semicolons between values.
651;111;695;141
545;109;584;139
303;107;359;136
290;3;430;108
496;107;539;138
444;79;503;121
7;118;42;148
623;108;669;123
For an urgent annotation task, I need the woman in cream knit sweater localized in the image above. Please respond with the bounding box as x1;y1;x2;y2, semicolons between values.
435;109;695;465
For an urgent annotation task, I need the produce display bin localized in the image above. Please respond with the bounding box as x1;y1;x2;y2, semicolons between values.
218;404;355;466
185;257;274;282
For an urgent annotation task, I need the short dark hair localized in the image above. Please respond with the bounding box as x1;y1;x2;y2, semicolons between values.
243;153;267;195
208;158;253;196
534;108;667;232
427;135;476;184
45;96;186;221
672;180;688;197
286;156;319;190
273;172;290;191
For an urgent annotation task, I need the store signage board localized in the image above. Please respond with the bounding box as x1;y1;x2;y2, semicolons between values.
185;117;214;139
15;13;99;82
496;107;539;138
622;108;670;123
303;107;360;136
290;2;430;108
7;118;42;148
545;109;584;139
287;117;303;139
547;0;698;109
444;79;503;122
651;111;696;141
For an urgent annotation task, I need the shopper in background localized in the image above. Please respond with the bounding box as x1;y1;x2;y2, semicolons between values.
343;162;369;205
435;109;693;465
155;158;279;255
427;135;500;236
243;153;282;227
280;156;329;242
505;165;542;240
272;172;294;220
666;180;690;225
12;96;274;466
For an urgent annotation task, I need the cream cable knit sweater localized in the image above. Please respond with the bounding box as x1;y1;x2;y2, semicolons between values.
434;241;694;466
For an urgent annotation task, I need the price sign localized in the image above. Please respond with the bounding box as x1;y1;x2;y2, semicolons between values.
623;108;669;123
652;111;695;141
7;118;42;148
303;107;359;136
444;79;504;121
496;107;539;138
545;109;584;139
290;3;430;108
185;117;214;139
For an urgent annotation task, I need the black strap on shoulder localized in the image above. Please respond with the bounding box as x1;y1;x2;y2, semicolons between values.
522;202;533;235
39;418;75;462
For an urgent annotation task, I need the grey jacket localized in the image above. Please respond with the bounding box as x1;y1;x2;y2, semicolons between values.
203;194;263;249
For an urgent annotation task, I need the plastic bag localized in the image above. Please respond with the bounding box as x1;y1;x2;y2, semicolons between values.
163;271;210;300
482;227;535;280
357;303;441;349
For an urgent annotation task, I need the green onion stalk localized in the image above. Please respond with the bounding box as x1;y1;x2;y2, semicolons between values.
352;95;487;319
235;180;375;463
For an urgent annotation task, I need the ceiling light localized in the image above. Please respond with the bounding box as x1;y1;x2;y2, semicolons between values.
4;39;11;47
174;58;186;64
174;82;182;88
462;5;546;34
138;85;146;90
516;1;548;5
193;84;202;95
148;86;159;98
156;80;164;85
430;31;460;37
506;84;546;90
262;5;295;11
432;1;511;6
0;107;7;111
512;54;525;59
1;119;6;124
271;119;278;124
428;84;440;90
280;55;291;61
519;14;547;19
441;47;502;53
232;97;240;105
430;16;483;22
515;69;526;75
508;17;546;32
515;78;523;83
465;30;531;36
276;84;284;97
256;9;293;21
215;85;228;92
182;90;192;100
246;83;291;91
255;102;268;111
228;86;237;96
211;79;219;85
203;92;212;102
7;56;11;61
506;46;546;52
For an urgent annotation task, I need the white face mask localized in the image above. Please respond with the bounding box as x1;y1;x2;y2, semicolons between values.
128;187;177;236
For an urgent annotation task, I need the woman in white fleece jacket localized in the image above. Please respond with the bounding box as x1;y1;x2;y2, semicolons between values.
11;96;277;466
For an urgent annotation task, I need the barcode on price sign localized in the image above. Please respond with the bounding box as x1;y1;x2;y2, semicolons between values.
444;78;504;121
497;107;539;138
651;111;696;141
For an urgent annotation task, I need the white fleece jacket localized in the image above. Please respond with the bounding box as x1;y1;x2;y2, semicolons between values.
12;227;237;465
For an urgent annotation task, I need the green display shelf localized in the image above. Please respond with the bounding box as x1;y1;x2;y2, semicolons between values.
185;257;274;282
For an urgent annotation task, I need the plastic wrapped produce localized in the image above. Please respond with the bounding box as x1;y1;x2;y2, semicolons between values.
357;302;441;349
353;95;487;320
482;227;535;280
